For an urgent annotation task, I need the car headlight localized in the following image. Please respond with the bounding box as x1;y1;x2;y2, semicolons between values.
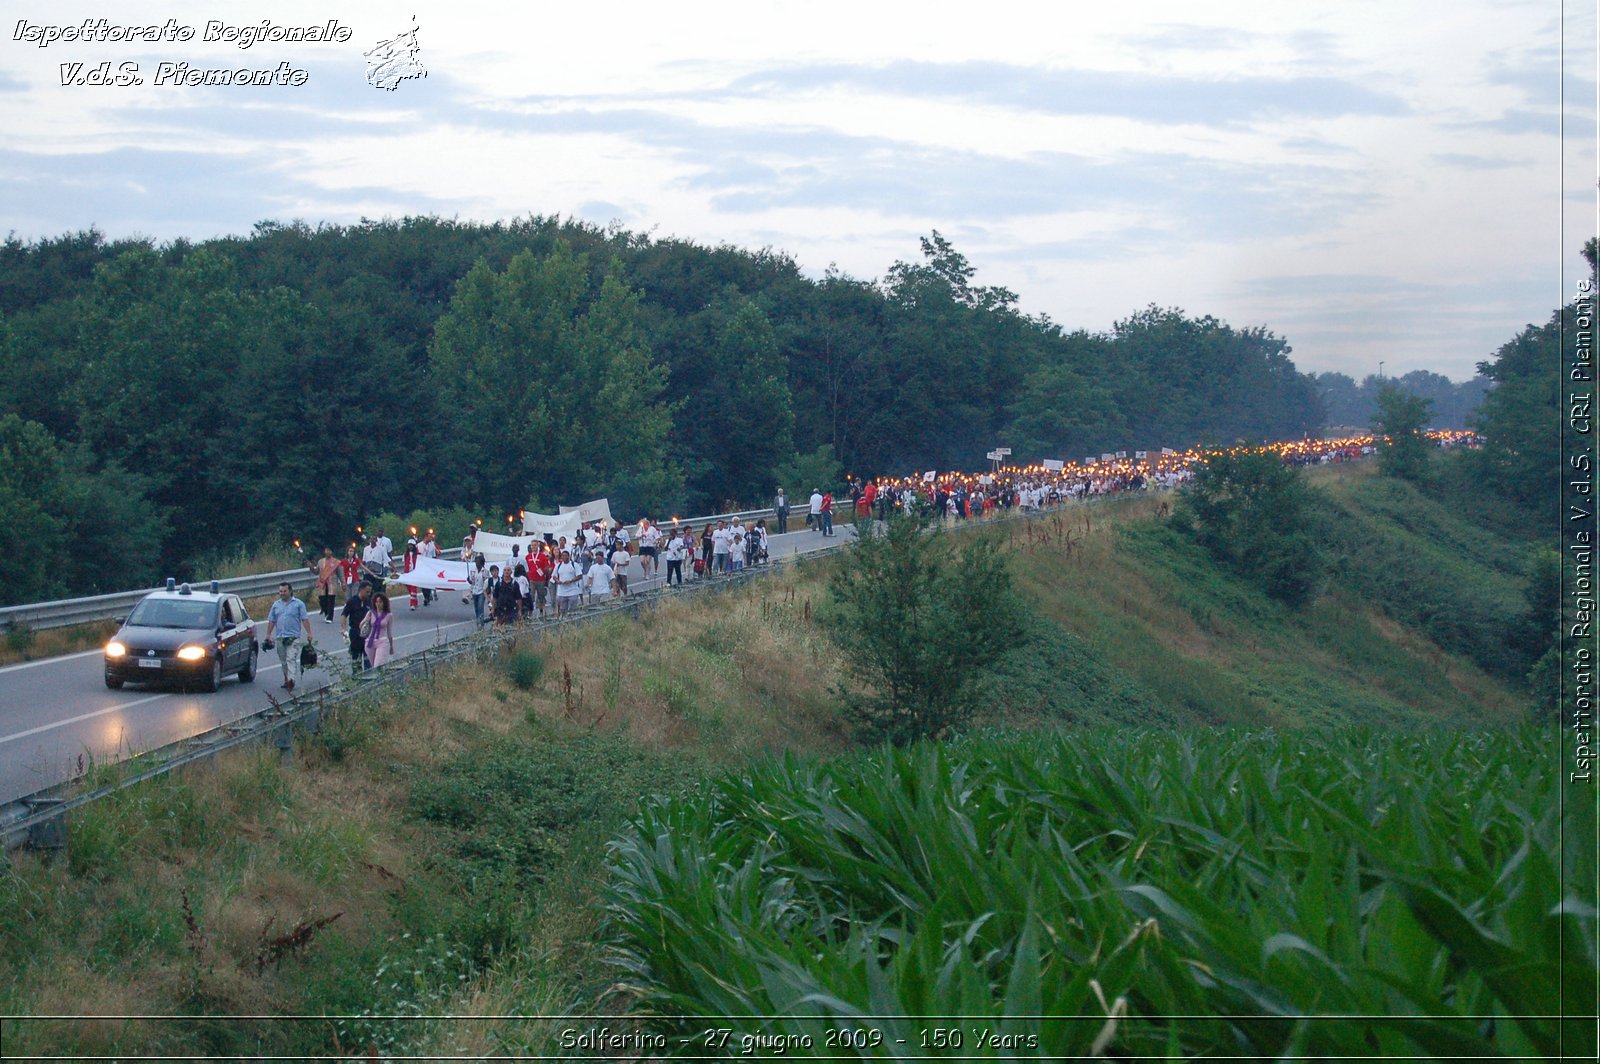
176;645;208;662
105;641;127;658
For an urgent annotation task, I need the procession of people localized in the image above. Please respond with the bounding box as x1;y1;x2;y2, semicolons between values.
293;429;1478;674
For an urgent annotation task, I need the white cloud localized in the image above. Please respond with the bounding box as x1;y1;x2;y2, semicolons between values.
0;0;1591;381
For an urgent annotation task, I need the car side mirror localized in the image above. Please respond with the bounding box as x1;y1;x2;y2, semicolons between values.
113;616;126;625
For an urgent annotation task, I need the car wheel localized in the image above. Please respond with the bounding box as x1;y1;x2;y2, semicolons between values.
105;674;124;689
203;657;222;693
239;646;257;683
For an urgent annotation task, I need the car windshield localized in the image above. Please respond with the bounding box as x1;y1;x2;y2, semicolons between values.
127;597;219;629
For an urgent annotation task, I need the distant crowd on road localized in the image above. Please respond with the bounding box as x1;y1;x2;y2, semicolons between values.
297;430;1478;673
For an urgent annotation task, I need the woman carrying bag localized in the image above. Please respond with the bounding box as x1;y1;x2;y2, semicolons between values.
361;592;395;668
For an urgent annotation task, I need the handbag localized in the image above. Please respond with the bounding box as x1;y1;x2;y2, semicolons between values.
300;643;318;668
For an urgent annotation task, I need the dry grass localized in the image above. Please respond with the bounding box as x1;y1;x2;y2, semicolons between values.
4;572;858;1049
1362;611;1526;721
0;485;1535;1058
0;734;432;1054
496;573;852;763
193;543;306;581
0;619;118;668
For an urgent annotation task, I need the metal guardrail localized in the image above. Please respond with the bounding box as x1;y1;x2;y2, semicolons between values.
0;532;855;849
0;504;814;634
0;498;1138;847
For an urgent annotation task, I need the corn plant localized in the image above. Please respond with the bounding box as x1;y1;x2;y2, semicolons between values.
601;727;1593;1059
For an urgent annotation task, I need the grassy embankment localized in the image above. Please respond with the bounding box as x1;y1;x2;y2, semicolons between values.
0;461;1551;1058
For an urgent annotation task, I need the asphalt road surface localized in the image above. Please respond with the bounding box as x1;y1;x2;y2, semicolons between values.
0;521;850;804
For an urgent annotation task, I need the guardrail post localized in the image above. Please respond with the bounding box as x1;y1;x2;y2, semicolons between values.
25;799;67;851
273;722;294;765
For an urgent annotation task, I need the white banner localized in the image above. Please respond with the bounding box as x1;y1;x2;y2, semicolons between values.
1100;453;1115;462
522;511;585;540
396;558;475;590
923;470;937;483
559;498;612;525
978;474;994;484
1042;459;1064;471
471;530;541;561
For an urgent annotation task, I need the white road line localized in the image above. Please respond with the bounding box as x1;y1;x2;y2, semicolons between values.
0;692;171;745
0;648;104;675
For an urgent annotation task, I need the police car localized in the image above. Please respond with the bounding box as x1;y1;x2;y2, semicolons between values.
103;580;259;691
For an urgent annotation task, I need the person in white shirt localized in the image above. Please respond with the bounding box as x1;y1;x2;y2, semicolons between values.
375;529;393;559
711;522;732;574
416;531;441;606
808;489;824;530
513;565;531;621
753;520;769;564
467;557;488;626
609;545;632;597
727;524;745;572
585;556;616;601
636;519;661;578
362;536;391;582
664;531;687;586
552;551;583;616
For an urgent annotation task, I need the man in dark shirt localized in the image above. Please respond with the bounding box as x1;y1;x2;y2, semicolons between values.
493;566;521;625
340;583;373;671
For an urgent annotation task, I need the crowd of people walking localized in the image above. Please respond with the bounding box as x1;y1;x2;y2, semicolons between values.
287;430;1478;679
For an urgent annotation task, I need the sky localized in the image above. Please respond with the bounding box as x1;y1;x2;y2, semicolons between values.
2;1;1595;382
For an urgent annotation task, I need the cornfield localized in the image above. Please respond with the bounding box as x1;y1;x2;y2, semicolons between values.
603;727;1594;1059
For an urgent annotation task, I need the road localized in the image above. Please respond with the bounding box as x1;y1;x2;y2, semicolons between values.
0;522;849;804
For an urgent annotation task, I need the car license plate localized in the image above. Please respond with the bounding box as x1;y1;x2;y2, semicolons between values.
138;658;162;669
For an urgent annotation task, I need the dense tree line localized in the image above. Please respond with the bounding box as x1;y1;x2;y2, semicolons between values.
1315;369;1490;430
2;217;1337;601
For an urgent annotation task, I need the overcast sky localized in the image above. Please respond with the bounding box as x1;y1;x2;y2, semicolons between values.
2;1;1595;381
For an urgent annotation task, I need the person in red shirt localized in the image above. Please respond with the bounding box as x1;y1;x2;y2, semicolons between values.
338;546;362;601
528;543;555;617
403;537;421;610
819;491;835;537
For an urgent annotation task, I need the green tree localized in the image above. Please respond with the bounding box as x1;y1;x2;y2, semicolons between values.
1005;341;1129;460
429;244;681;517
698;299;794;507
0;415;168;604
1515;548;1560;711
774;444;844;503
66;247;307;565
1467;310;1571;534
823;512;1023;744
1372;381;1434;481
1174;447;1323;607
789;269;890;469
